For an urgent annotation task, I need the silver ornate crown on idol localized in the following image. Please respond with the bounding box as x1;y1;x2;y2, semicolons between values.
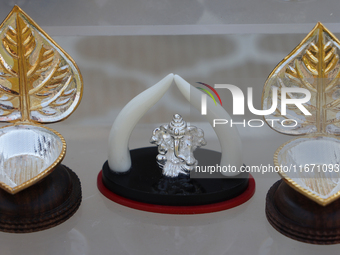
150;114;206;177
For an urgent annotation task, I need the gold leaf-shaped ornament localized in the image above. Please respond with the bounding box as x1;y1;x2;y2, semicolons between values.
262;23;340;206
0;6;82;123
0;6;83;194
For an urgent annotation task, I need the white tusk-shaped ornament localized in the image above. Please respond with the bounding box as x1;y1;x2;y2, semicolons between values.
108;74;174;172
174;75;242;177
108;73;242;177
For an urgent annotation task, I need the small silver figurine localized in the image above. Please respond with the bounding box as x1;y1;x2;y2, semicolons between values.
150;114;206;177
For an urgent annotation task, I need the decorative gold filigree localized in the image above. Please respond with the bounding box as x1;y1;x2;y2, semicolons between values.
0;5;83;123
263;23;340;206
262;22;340;135
0;6;82;194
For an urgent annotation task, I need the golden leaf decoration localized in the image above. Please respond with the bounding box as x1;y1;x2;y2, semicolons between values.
262;22;340;135
0;6;82;123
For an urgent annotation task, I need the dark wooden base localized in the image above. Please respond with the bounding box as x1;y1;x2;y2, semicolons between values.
266;180;340;244
0;165;82;233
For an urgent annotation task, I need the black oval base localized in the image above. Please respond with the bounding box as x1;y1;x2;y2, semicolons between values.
102;147;249;206
0;165;82;233
266;180;340;244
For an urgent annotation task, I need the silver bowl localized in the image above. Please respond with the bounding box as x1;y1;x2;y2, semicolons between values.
0;124;66;194
274;135;340;206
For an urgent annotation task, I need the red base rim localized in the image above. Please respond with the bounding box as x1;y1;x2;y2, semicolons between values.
97;171;255;214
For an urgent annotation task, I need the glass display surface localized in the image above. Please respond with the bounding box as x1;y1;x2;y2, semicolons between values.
1;1;340;254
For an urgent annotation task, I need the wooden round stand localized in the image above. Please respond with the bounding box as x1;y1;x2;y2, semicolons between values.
266;180;340;244
0;165;81;233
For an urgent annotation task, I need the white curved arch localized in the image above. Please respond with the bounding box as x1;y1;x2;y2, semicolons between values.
174;75;242;176
108;74;174;172
108;73;242;177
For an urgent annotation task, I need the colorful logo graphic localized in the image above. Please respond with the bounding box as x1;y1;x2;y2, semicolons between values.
196;82;222;106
